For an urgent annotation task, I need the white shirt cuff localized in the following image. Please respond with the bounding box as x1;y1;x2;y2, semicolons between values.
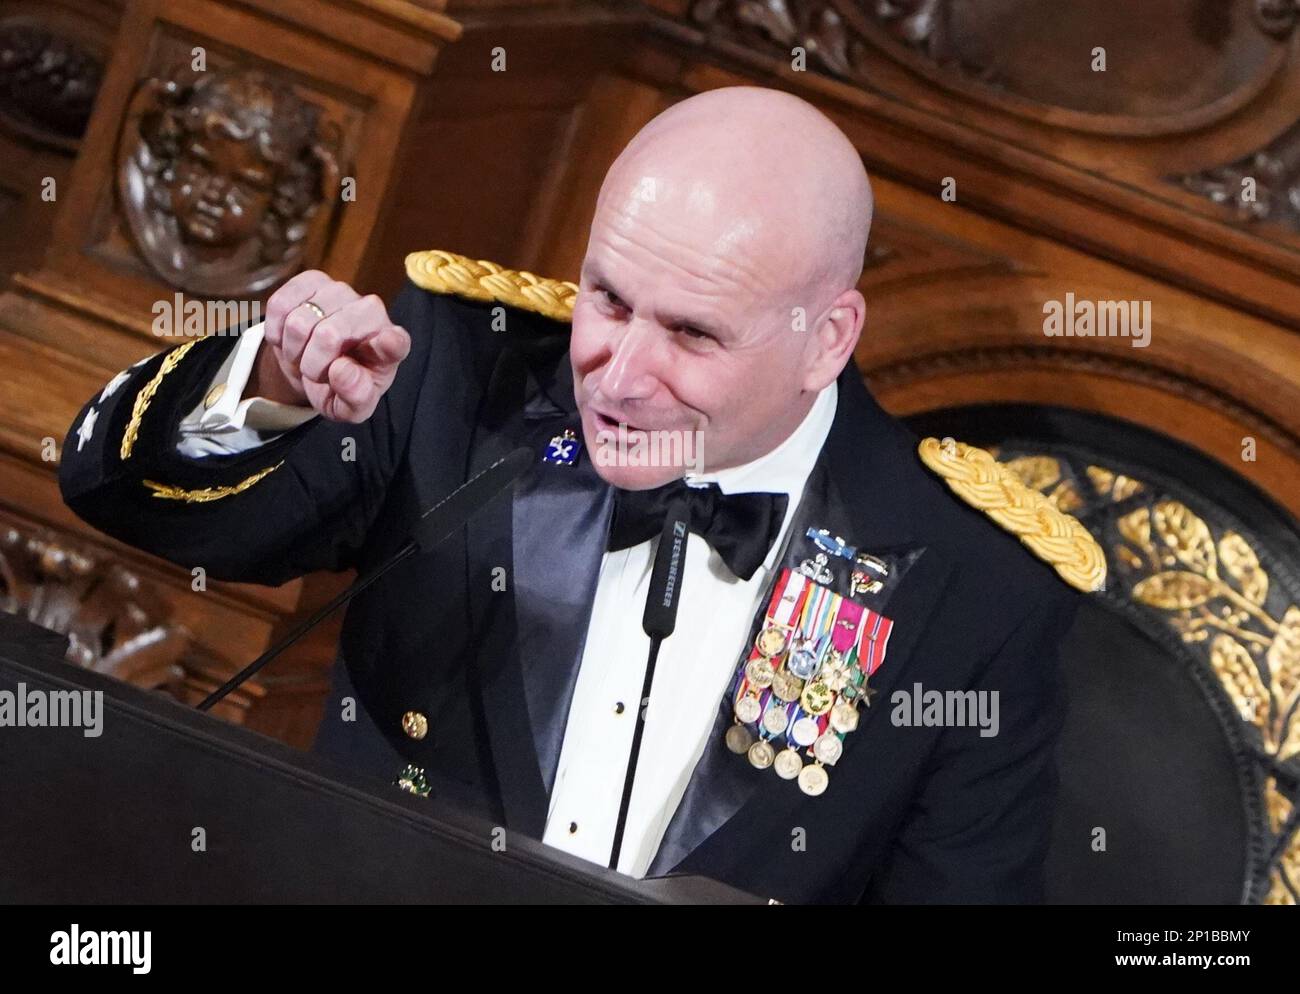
178;322;316;450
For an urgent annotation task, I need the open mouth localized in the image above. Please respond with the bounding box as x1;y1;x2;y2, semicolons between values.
593;410;649;435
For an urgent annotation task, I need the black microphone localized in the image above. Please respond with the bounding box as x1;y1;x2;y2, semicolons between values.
609;496;691;870
196;447;533;712
641;497;691;641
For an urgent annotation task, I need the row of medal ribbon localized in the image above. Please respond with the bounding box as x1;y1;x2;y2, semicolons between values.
725;567;894;796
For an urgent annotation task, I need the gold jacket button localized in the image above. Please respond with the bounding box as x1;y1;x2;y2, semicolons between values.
401;711;428;740
204;382;227;409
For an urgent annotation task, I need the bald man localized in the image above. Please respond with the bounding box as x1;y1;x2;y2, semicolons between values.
59;86;1086;903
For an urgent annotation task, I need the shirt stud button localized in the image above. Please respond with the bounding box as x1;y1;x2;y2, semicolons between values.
614;701;625;715
569;821;578;834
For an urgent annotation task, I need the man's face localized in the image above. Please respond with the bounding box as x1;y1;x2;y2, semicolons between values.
570;182;814;490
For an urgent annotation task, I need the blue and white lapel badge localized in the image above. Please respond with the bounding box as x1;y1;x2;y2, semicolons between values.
542;428;581;466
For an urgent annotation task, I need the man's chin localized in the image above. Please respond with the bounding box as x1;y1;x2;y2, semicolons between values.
590;460;684;491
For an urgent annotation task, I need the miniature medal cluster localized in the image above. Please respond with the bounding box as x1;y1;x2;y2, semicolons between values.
725;550;894;797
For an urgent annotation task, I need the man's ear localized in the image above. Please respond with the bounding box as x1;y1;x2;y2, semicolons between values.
804;288;865;392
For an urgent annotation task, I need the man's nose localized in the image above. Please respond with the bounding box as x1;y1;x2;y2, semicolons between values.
600;319;659;400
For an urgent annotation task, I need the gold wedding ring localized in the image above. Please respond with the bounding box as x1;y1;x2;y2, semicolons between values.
299;300;327;320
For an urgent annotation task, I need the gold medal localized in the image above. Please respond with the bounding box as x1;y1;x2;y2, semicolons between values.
745;657;776;689
755;624;789;658
734;694;762;724
798;763;829;796
830;700;860;734
747;739;776;769
762;704;791;736
725;722;755;754
800;680;834;716
813;732;843;765
771;668;804;702
774;747;804;779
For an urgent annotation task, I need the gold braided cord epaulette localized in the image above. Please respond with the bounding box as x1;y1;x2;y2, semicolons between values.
405;249;578;324
918;437;1107;593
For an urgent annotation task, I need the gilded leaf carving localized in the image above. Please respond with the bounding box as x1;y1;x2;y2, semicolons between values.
1086;465;1144;502
999;450;1300;904
1133;571;1215;610
1209;634;1270;738
1266;606;1300;716
1219;531;1268;606
1152;500;1217;576
1117;506;1150;545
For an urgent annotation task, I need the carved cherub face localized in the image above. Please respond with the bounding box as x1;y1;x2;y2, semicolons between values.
167;125;276;247
120;66;341;294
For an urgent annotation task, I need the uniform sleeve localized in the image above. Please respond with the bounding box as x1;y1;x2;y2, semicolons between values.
58;280;449;586
175;322;315;458
861;587;1080;904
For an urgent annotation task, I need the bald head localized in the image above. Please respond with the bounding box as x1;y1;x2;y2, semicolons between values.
599;87;873;307
571;86;874;488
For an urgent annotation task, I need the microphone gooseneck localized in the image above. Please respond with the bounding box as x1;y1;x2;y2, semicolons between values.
608;496;692;871
196;447;533;712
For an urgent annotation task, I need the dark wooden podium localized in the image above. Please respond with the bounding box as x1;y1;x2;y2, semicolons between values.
0;614;758;904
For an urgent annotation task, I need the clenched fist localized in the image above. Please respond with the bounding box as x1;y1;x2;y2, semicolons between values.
251;271;412;423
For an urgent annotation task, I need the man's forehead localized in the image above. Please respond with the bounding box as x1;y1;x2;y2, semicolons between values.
581;223;778;290
597;169;770;242
581;251;759;308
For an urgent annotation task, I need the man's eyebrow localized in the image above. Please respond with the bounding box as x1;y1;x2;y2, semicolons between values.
582;260;616;291
583;260;727;337
582;267;637;310
657;307;726;338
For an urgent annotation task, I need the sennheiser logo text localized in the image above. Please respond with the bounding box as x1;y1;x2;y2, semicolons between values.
50;925;151;974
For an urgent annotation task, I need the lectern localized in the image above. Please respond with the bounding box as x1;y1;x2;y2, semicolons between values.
0;613;758;904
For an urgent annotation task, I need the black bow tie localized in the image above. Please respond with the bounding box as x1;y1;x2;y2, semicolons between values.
607;480;789;581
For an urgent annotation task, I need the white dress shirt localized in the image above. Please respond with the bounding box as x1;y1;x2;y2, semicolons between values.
541;385;836;876
177;330;838;877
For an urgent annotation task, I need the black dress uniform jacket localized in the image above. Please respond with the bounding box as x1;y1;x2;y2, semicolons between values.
59;275;1084;904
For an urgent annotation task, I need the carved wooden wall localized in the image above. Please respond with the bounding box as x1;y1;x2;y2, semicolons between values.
0;0;1295;756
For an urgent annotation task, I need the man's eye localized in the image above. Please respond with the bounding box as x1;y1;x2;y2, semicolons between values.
677;324;712;341
598;288;624;309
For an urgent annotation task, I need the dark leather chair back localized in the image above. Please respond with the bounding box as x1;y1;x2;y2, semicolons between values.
909;405;1299;905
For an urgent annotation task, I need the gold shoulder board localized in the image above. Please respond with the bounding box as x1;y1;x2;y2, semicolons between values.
918;436;1107;593
405;249;577;324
